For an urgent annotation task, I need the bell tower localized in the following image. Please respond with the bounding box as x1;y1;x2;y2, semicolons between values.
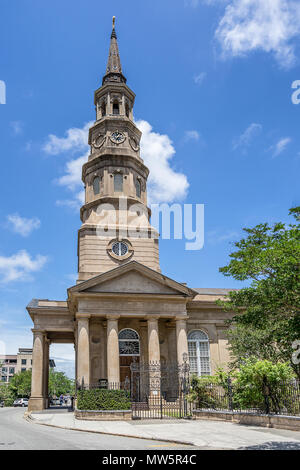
78;18;160;281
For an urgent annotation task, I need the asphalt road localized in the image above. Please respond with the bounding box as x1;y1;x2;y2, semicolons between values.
0;408;200;450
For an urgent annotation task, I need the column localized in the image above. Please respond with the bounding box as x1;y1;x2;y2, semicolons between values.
176;317;189;365
77;315;90;388
43;337;50;408
107;92;111;115
28;329;46;411
147;316;160;362
107;316;120;385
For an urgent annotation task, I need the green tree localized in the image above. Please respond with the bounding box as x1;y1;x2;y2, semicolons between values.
9;370;32;398
217;207;300;377
48;369;74;397
229;358;296;413
0;384;15;406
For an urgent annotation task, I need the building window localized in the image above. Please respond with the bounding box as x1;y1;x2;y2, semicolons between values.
135;179;141;198
101;102;106;117
93;176;100;195
113;101;119;115
114;173;123;192
188;330;211;376
119;329;140;356
21;368;26;373
125;103;130;118
1;367;7;373
1;376;6;382
112;241;128;257
9;368;15;374
21;359;27;365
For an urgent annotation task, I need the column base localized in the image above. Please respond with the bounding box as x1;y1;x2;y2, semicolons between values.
28;397;47;412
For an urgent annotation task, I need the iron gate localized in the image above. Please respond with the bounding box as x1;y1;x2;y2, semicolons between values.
130;358;191;419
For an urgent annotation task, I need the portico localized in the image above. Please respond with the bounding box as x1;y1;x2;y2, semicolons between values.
68;261;194;387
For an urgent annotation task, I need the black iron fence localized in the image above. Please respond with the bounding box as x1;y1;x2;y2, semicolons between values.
191;378;300;416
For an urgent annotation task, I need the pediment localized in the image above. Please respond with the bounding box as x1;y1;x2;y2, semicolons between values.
68;261;196;298
86;270;179;295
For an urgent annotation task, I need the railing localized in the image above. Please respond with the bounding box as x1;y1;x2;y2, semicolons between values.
191;378;300;416
76;380;130;392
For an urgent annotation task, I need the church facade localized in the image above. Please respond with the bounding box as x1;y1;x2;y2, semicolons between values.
27;20;233;412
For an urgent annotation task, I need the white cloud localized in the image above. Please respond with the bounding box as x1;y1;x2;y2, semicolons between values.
56;190;85;210
184;130;201;142
233;123;262;151
136;120;189;203
44;120;189;208
6;213;41;237
215;0;300;68
0;250;48;283
193;72;207;85
10;121;23;135
270;137;292;157
207;229;239;244
43;122;92;155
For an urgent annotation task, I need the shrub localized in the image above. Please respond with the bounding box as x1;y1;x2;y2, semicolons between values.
187;375;227;410
232;358;296;413
77;389;131;411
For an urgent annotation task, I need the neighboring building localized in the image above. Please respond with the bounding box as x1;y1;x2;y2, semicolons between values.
0;348;55;384
27;19;235;412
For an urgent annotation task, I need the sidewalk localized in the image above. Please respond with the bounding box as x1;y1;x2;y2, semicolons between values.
28;411;300;449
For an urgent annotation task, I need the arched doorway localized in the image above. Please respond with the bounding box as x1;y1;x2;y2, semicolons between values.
118;329;140;385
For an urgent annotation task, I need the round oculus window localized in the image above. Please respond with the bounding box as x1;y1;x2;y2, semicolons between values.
112;241;128;257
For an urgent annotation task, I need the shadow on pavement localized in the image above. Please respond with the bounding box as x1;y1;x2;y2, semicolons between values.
239;441;300;450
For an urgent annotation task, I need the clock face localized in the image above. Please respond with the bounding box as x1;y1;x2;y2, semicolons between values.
110;131;125;144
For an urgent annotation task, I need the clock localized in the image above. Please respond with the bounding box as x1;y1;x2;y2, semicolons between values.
110;131;125;144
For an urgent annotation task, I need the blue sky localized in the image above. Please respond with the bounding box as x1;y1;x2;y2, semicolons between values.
0;0;299;376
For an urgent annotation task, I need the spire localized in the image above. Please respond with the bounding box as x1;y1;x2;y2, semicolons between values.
102;17;126;85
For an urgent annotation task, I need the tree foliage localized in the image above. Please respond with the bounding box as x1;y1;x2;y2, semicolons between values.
48;369;74;396
217;207;300;377
9;370;32;398
7;368;74;400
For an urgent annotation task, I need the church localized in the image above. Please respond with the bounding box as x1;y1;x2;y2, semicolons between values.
27;19;233;411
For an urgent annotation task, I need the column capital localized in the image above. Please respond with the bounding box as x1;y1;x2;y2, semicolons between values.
106;315;120;321
146;315;160;321
175;316;189;322
76;313;91;320
31;329;47;336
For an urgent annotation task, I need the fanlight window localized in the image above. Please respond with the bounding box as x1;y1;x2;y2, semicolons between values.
119;329;140;356
93;176;100;195
188;330;211;376
114;173;123;192
135;179;141;198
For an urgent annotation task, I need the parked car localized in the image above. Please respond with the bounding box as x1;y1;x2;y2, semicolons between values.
0;401;4;407
13;398;28;407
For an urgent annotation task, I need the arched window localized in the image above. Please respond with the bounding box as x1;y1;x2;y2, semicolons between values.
93;176;100;195
135;179;141;198
113;101;119;115
119;329;140;356
125;103;130;118
114;173;123;192
188;330;211;376
101;102;106;117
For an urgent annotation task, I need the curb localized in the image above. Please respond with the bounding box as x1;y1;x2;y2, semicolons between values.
25;414;195;447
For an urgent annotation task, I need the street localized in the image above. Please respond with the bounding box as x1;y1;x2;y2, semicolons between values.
0;408;199;450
